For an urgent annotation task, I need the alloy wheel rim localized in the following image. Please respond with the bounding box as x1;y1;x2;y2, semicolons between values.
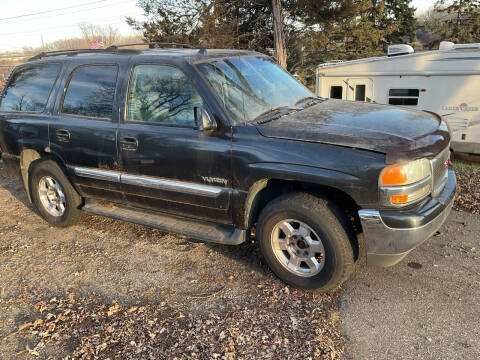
270;219;325;277
38;176;66;217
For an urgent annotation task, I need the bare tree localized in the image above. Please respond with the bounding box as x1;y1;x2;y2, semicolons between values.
78;23;121;47
271;0;287;69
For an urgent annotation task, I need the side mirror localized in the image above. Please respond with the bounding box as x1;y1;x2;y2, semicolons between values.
195;106;217;132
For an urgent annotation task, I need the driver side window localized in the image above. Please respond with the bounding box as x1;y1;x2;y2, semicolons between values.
127;65;202;126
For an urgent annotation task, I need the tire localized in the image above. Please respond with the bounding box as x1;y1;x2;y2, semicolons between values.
30;160;83;227
256;192;355;291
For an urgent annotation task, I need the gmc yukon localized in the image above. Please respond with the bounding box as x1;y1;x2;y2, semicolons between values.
0;46;456;291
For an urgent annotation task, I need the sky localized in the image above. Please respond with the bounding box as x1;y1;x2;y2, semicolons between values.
0;0;436;52
0;0;146;51
412;0;436;13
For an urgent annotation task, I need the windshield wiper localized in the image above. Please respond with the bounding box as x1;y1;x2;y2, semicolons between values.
294;96;323;108
253;106;299;124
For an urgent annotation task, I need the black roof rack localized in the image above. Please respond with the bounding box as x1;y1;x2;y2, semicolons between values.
28;48;111;61
106;42;194;50
28;42;202;62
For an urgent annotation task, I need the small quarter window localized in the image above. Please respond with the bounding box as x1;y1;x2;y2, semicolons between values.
61;65;118;118
0;64;60;112
330;86;343;99
127;65;202;126
388;88;419;106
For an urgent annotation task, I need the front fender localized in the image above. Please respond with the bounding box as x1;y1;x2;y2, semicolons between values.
248;162;364;202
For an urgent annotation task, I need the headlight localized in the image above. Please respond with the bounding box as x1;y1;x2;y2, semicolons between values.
379;158;432;206
380;158;431;186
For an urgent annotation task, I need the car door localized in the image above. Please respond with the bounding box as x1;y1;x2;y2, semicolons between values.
49;61;123;202
117;62;232;223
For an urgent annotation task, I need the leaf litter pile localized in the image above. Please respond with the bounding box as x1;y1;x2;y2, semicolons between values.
17;284;344;359
454;161;480;214
0;161;344;360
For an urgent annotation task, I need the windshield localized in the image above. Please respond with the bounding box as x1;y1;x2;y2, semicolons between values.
197;56;314;123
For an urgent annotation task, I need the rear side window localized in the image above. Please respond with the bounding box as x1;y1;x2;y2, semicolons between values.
0;64;60;112
61;65;118;118
388;88;419;106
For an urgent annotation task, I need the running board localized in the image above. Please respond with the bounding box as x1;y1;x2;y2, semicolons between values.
82;199;246;245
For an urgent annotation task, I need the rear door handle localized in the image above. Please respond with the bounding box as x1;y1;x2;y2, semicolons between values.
120;136;138;151
56;129;71;142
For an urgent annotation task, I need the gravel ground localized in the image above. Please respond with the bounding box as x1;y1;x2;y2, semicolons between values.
0;162;344;359
340;160;480;360
0;160;478;359
340;210;480;360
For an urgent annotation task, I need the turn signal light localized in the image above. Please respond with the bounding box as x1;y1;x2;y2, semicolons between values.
380;164;407;185
390;194;408;204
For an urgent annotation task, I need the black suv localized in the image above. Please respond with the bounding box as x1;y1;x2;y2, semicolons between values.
0;46;456;291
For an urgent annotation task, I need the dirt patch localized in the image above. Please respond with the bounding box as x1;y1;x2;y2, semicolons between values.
453;160;480;214
0;162;344;359
340;210;480;360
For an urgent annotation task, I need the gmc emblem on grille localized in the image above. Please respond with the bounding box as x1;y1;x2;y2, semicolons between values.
445;157;450;169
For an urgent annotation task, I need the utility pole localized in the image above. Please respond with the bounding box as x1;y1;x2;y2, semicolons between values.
271;0;287;69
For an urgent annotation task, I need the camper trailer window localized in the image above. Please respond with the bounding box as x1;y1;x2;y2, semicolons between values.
389;89;419;97
388;88;419;106
388;98;418;106
330;86;343;99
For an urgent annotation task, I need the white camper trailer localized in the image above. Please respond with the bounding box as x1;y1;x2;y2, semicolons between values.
315;42;480;156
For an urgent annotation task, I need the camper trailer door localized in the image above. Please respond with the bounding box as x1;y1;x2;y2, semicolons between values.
345;78;373;102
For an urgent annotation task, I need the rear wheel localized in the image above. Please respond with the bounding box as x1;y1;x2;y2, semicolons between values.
257;192;355;291
30;160;83;227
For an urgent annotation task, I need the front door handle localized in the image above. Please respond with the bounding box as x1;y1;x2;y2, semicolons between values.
56;129;71;142
120;136;138;151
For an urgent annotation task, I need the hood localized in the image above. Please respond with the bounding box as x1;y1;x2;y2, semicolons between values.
255;99;450;163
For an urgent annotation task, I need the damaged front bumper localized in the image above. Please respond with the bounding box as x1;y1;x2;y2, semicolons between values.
358;168;456;267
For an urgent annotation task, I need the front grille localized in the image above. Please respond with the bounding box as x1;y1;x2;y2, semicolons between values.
430;146;450;197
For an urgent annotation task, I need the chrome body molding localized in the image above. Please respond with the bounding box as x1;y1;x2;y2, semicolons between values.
121;174;222;197
0;153;20;160
72;166;224;197
357;209;381;223
73;167;121;182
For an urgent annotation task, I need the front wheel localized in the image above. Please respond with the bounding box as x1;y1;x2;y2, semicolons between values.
257;193;355;291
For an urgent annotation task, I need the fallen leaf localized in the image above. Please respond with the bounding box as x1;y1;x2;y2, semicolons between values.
19;322;34;331
34;301;46;311
107;302;120;317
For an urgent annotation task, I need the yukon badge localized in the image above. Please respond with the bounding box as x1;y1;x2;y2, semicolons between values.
201;176;228;186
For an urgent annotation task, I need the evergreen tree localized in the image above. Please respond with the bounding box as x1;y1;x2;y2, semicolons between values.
383;0;417;44
127;0;419;86
435;0;480;43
